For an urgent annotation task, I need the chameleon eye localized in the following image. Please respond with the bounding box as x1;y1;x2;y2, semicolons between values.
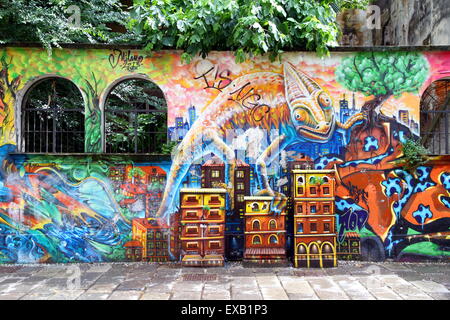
294;109;306;122
318;92;332;108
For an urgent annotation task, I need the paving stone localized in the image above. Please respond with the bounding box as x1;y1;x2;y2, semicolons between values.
332;276;375;300
145;281;175;292
202;289;231;300
77;292;111;300
288;293;320;300
278;276;316;297
172;281;204;292
108;290;143;300
427;292;450;300
0;261;447;300
411;280;449;293
141;292;171;300
255;274;282;287
365;287;403;300
308;278;349;300
20;293;54;300
204;282;231;291
229;276;258;288
395;271;426;282
86;265;112;273
86;283;120;292
171;291;202;300
260;287;289;300
231;292;263;300
48;290;85;300
116;279;147;291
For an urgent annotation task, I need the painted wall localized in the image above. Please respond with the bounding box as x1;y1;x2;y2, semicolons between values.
0;46;449;263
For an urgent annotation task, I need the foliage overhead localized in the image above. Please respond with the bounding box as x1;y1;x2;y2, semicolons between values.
0;0;133;52
335;52;430;99
128;0;369;62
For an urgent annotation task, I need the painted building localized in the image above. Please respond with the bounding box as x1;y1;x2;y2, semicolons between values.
243;196;287;264
0;44;448;264
293;170;337;268
179;188;227;266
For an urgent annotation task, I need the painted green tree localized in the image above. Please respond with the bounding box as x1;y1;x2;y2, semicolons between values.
128;167;145;184
335;52;429;125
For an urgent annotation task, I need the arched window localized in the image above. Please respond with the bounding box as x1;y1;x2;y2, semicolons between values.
22;77;84;153
269;219;277;230
252;220;261;230
297;176;304;184
297;243;307;254
420;79;450;155
104;78;167;153
269;235;278;244
252;235;261;245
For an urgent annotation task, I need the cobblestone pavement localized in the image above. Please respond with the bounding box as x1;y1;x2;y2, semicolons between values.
0;261;448;300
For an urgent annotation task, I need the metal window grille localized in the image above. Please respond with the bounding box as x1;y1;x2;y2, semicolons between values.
22;79;84;153
104;79;168;153
420;79;450;155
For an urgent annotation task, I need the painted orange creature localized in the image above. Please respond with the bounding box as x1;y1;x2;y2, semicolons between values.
156;62;365;218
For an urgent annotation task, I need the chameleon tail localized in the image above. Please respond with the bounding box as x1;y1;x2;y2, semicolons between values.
156;160;191;218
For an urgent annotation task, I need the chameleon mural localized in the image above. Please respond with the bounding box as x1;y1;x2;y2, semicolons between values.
156;62;365;218
0;45;447;263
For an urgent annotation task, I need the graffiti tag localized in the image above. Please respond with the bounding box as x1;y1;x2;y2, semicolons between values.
194;66;232;91
337;208;368;242
108;49;144;72
227;82;270;122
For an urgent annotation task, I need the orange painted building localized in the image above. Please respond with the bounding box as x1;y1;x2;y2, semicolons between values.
292;169;337;268
179;188;227;267
128;217;170;262
243;196;287;263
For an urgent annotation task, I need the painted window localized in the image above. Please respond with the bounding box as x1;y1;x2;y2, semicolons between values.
269;235;278;244
211;170;221;178
22;77;85;153
252;220;261;230
237;194;245;202
252;235;262;245
237;182;244;190
209;241;221;249
296;223;304;233
209;209;221;218
310;223;317;232
104;78;167;153
236;170;245;178
269;219;277;229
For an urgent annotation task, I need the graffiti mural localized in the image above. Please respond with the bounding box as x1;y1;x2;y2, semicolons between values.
0;45;448;264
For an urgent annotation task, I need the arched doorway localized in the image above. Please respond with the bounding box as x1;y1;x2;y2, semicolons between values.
420;79;450;155
309;242;320;268
104;78;167;153
321;242;335;268
21;77;85;153
296;243;307;268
